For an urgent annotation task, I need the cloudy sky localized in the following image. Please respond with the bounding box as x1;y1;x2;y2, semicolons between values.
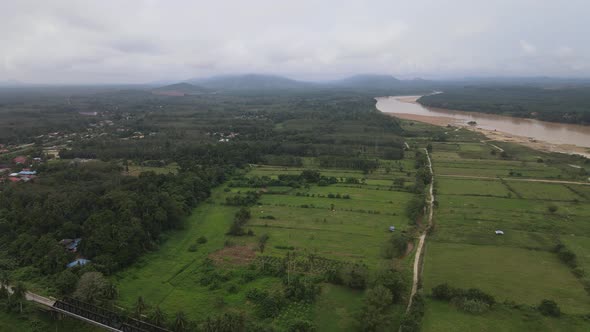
1;0;588;84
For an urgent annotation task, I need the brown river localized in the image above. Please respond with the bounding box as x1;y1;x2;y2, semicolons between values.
376;96;590;156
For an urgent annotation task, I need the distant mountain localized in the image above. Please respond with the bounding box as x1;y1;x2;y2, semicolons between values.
188;74;310;91
151;82;210;96
330;74;402;89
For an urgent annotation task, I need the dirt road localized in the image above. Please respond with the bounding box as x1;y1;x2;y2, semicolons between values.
406;148;434;312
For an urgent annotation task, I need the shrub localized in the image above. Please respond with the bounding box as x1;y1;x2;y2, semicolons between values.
547;205;558;213
457;298;490;314
432;283;455;301
538;299;561;317
465;288;495;305
196;236;208;244
573;267;585;278
287;320;316;332
341;264;369;289
374;269;408;303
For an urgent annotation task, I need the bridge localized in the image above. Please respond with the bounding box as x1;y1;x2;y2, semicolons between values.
6;284;170;332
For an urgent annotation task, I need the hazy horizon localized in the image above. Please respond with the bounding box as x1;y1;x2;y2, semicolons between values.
2;0;589;84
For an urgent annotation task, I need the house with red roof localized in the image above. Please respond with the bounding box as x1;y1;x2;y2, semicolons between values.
13;156;27;164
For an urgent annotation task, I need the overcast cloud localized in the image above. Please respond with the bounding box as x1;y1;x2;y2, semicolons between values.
1;0;589;84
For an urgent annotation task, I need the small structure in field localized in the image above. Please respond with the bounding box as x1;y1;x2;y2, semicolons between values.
389;226;396;232
495;230;504;235
67;258;90;268
60;238;82;252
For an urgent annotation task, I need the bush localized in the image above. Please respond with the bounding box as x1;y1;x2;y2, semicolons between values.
538;299;561;317
464;288;495;305
374;269;407;303
554;243;578;268
456;298;490;314
196;236;208;244
573;267;585;278
547;205;558;213
381;232;410;259
432;283;454;301
341;264;369;289
358;285;393;331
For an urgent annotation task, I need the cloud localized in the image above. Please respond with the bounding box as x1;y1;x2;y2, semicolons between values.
520;40;537;55
0;0;589;83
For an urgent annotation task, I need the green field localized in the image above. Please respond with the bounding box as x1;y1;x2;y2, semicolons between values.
114;161;418;329
422;299;589;332
423;242;590;313
418;127;590;329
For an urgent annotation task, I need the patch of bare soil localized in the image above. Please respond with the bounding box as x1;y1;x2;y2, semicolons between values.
401;241;415;259
209;245;256;266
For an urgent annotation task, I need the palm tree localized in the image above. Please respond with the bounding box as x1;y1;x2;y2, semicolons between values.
104;282;119;300
12;282;27;313
134;296;146;318
0;270;10;287
149;306;166;327
173;311;187;332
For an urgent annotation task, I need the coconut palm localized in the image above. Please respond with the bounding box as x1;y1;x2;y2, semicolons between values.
149;306;166;327
134;296;146;318
173;311;187;332
12;282;27;313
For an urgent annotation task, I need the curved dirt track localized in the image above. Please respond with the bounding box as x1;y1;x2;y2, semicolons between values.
405;148;434;312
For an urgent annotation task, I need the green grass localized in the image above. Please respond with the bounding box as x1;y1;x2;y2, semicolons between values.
436;178;511;197
423;241;590;314
508;181;586;201
115;186;239;318
115;162;417;328
422;299;590;332
313;284;364;332
127;163;179;176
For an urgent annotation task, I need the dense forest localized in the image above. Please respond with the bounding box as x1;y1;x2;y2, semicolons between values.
418;86;590;125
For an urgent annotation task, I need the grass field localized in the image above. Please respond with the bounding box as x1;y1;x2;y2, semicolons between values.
423;242;590;313
412;123;590;329
422;299;589;332
114;158;418;329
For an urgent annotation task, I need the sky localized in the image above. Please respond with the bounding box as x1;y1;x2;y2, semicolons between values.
1;0;589;84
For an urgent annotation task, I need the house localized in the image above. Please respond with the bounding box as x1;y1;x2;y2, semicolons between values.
8;177;21;183
13;156;27;164
495;230;504;235
389;226;396;232
60;238;82;252
67;258;90;268
18;170;37;176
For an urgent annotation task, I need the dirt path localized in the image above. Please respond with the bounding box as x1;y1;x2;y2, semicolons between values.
438;174;590;185
405;148;434;313
488;143;504;152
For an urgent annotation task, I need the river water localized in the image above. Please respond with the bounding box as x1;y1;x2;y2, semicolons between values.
376;96;590;149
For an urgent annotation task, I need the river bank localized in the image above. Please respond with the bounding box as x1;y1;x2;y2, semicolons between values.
383;96;590;158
